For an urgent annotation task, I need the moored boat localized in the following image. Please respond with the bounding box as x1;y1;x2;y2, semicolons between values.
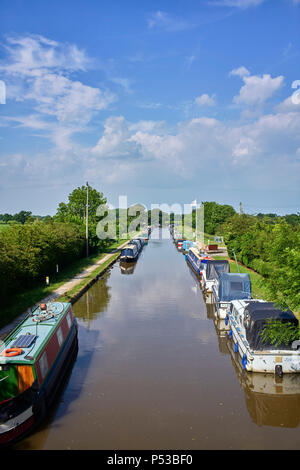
212;272;252;320
226;299;300;375
0;301;78;447
176;238;185;250
186;247;212;276
131;238;143;253
201;260;230;296
120;244;139;262
141;232;149;243
182;240;194;253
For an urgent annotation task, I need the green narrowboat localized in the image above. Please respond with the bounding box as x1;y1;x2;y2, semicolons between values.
0;301;78;447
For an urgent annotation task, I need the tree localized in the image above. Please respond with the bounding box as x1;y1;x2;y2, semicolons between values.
55;185;107;223
55;185;108;252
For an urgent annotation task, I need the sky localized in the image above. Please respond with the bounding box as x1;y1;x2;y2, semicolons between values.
0;0;300;216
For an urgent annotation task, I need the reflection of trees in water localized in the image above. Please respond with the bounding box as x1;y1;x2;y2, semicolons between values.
74;270;112;324
227;338;300;428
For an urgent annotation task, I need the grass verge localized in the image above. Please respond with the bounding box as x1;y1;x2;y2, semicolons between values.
212;255;270;300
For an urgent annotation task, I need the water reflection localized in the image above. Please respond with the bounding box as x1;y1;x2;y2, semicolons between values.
12;229;300;449
75;270;112;324
119;261;137;275
227;336;300;428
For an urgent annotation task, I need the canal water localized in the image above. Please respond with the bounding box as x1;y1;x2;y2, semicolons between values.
14;228;300;449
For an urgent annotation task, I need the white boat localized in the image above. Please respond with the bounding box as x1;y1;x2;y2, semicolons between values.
227;299;300;375
212;272;252;320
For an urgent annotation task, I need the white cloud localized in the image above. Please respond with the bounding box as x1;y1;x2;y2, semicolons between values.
91;116;133;158
195;94;216;107
229;66;250;77
233;72;284;105
0;34;116;158
0;34;92;77
147;10;191;32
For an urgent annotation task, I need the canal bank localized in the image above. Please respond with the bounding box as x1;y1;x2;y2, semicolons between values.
12;228;300;450
0;238;131;339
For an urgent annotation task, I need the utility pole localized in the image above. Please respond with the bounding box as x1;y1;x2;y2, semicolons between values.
86;181;89;257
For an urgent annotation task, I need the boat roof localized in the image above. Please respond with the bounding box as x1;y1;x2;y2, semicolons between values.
189;247;206;258
231;298;266;313
205;259;230;280
245;301;296;322
216;272;252;301
0;302;71;365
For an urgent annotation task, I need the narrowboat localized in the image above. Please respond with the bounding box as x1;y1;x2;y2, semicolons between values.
212;272;252;319
201;259;230;295
176;238;185;250
120;244;139;262
0;301;78;447
141;232;149;244
136;237;145;248
226;299;300;375
131;238;143;253
186;247;212;277
182;240;194;253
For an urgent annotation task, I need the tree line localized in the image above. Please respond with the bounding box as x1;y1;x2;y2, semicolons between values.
1;190;299;313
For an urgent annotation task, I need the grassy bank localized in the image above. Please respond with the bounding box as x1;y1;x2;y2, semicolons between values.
212;255;300;321
212;255;270;301
0;239;127;328
58;251;120;303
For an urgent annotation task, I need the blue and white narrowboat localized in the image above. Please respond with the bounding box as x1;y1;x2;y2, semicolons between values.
186;248;212;277
0;302;78;447
131;238;143;253
120;244;139;262
226;299;300;375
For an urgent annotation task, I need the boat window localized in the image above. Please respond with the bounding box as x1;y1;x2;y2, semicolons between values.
39;352;48;380
57;327;64;346
230;282;243;291
66;312;72;328
121;248;134;256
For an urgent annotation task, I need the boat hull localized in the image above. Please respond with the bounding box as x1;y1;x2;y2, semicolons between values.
186;254;201;276
227;313;300;374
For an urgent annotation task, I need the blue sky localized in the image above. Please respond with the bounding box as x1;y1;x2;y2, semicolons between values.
0;0;300;215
